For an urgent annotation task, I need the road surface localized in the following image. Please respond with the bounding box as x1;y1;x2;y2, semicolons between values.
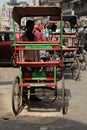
0;67;87;130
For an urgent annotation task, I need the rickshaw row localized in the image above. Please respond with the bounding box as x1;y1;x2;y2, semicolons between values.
11;6;87;116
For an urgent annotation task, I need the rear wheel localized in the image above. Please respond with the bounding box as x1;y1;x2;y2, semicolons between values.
79;51;87;71
61;76;67;115
11;52;18;67
12;58;17;67
12;76;22;115
71;56;80;80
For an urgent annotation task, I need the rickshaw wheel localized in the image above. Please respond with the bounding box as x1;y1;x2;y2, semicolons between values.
79;51;87;71
72;56;80;80
12;51;19;68
61;76;67;115
12;58;17;68
12;76;23;115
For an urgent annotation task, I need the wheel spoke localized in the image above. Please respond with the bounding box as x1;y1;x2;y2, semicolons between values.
61;76;68;115
72;57;80;80
12;76;22;115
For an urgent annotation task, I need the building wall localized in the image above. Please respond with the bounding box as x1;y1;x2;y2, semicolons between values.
0;2;28;30
62;0;87;17
39;0;48;6
61;0;87;26
10;0;17;4
39;0;60;6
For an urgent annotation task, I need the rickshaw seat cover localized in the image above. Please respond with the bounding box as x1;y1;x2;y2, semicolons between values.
12;6;61;26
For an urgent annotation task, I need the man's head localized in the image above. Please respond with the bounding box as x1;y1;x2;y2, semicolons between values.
50;23;57;32
26;20;35;32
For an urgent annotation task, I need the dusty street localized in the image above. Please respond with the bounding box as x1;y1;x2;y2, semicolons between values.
0;67;87;130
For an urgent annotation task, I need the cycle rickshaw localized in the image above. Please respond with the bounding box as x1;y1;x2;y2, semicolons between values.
11;6;68;115
49;15;81;80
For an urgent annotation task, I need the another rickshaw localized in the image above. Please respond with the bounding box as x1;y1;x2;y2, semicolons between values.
49;15;81;80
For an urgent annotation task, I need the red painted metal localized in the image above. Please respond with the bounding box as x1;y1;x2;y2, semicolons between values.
16;41;60;44
16;61;62;67
19;83;56;87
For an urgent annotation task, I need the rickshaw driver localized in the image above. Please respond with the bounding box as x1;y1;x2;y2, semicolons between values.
21;20;40;62
21;20;41;102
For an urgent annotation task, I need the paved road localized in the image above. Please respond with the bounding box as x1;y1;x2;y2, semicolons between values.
0;67;87;130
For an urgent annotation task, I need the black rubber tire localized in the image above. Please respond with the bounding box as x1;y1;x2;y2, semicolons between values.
79;52;87;71
61;76;67;115
72;56;80;80
12;76;22;115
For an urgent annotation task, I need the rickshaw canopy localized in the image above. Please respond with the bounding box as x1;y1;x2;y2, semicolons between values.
12;6;61;26
49;15;77;27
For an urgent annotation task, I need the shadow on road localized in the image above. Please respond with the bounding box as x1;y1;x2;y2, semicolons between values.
0;114;87;130
0;81;13;85
11;88;71;119
0;63;13;67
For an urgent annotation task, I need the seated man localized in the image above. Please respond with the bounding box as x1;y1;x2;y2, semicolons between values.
21;20;40;62
20;20;41;102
